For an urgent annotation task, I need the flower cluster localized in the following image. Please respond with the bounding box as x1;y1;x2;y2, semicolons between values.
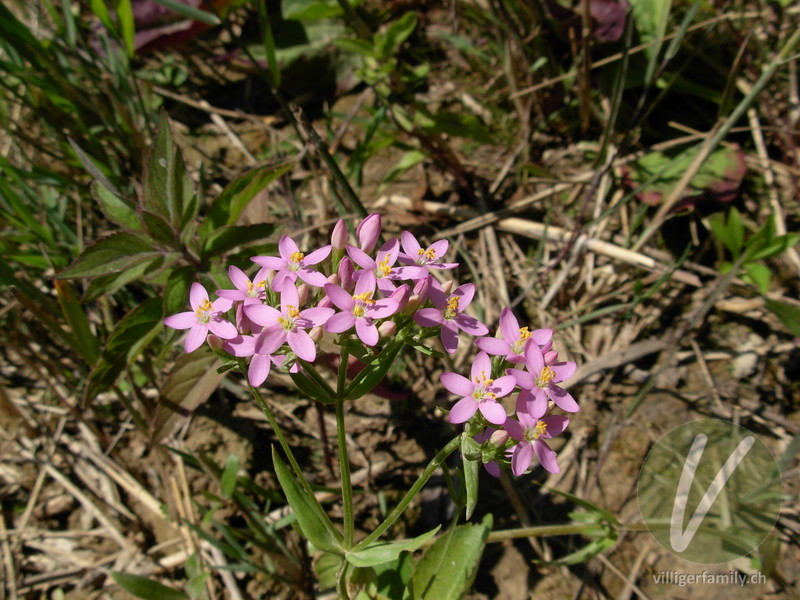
164;214;576;477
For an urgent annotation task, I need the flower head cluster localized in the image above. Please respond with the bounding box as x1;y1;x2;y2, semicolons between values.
163;213;577;478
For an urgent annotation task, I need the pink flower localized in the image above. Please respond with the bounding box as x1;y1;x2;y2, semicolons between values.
414;282;489;353
324;271;400;346
398;231;458;272
163;283;237;352
507;343;578;413
347;238;426;295
244;283;333;363
356;213;381;253
251;236;331;291
503;407;569;475
441;351;516;425
476;307;552;364
331;219;348;250
216;265;269;302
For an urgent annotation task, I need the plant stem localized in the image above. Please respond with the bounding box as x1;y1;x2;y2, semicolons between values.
336;343;354;547
487;523;606;543
354;435;462;550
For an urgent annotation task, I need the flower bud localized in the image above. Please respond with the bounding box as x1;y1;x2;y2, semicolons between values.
338;256;355;291
309;326;324;343
378;320;397;339
441;279;454;295
413;276;431;303
207;334;224;351
389;284;411;312
297;283;309;306
403;294;422;315
331;218;348;250
489;429;510;447
356;213;381;253
543;350;558;364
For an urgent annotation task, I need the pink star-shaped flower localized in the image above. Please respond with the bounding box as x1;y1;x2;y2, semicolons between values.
251;235;331;291
414;282;488;353
476;307;552;364
441;351;516;425
163;282;237;352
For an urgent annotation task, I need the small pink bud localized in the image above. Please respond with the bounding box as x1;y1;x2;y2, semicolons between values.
356;213;381;253
404;294;422;315
207;334;224;351
489;429;510;447
331;219;348;250
378;320;397;339
338;256;355;291
544;350;558;364
539;340;553;353
309;326;324;343
297;283;309;306
413;276;431;303
441;279;454;295
389;284;411;312
318;295;333;309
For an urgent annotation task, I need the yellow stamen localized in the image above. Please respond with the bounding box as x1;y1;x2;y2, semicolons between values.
378;257;392;277
289;251;304;263
352;292;375;304
196;299;214;314
444;296;459;319
286;305;300;319
518;327;531;340
538;365;556;386
526;420;548;441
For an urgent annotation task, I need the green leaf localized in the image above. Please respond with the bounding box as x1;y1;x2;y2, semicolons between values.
284;0;343;20
346;526;440;568
220;454;240;499
410;514;492;600
85;298;163;402
315;551;343;590
151;0;220;24
163;266;197;317
89;0;115;32
333;37;376;58
186;573;209;600
151;351;226;443
140;209;180;248
746;233;800;262
143;110;194;228
535;535;617;566
271;447;343;553
375;12;417;60
56;232;161;279
202;224;276;259
345;341;403;400
373;552;413;600
743;262;771;294
54;279;100;365
382;149;426;186
92;181;140;232
256;0;280;87
290;370;336;404
546;488;620;527
69;138;121;197
709;207;744;258
83;255;174;301
111;572;187;600
764;298;800;337
202;162;292;236
419;111;493;145
116;0;135;56
461;436;480;520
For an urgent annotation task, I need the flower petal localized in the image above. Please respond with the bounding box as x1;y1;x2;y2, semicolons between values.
541;415;569;438
441;322;459;354
368;298;399;320
470;352;491;381
355;318;379;346
244;304;281;327
278;235;298;260
223;335;255;357
475;337;510;356
400;230;421;256
506;368;534;390
185;324;208;353
248;354;271;386
511;443;533;476
490;375;517;398
297;268;328;288
413;308;443;327
440;372;474;396
524;342;545;376
324;284;355;311
251;255;285;270
280;283;300;310
516;388;547;418
453;283;475;307
189;282;208;310
478;400;507;425
346;244;375;270
498;307;520;342
532;328;553;346
551;361;577;382
534;440;559;474
453;314;488;336
300;307;334;327
256;326;286;355
546;385;579;412
164;311;197;330
484;461;501;477
427;239;448;261
326;311;355;334
228;265;250;291
303;245;331;265
448;397;477;424
288;330;317;362
503;417;525;441
207;318;238;339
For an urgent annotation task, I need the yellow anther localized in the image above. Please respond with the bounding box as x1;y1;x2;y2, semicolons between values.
286;305;300;319
378;257;392;277
417;248;425;256
197;299;214;313
444;296;460;319
538;365;556;385
352;292;375;304
353;305;365;318
256;280;266;289
535;421;547;436
289;251;304;263
424;248;436;260
518;327;531;340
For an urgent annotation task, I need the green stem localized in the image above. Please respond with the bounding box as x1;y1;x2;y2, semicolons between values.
486;523;608;543
297;359;337;400
354;435;462;550
336;343;354;547
248;383;315;499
